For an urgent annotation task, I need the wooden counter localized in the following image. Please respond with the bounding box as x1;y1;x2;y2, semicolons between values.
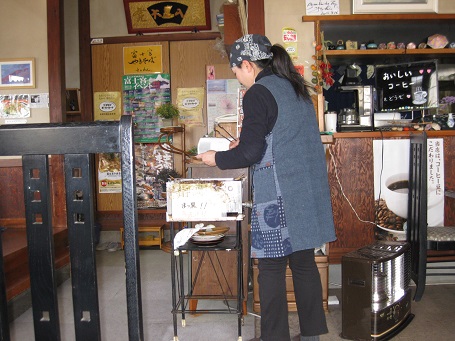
326;130;455;263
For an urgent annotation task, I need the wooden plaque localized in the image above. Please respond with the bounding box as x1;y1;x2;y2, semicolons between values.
123;0;211;34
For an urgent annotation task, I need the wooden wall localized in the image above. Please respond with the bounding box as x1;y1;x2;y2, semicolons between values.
91;39;233;225
91;42;170;212
169;40;234;153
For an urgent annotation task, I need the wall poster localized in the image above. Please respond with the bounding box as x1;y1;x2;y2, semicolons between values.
176;87;204;126
373;139;444;241
206;79;243;136
94;91;122;121
0;94;30;118
135;143;173;209
122;73;170;143
98;153;122;194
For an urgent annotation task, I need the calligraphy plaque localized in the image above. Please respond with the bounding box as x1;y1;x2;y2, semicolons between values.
123;0;211;34
124;45;163;74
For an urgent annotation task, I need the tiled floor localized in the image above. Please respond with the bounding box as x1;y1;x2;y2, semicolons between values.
8;249;455;341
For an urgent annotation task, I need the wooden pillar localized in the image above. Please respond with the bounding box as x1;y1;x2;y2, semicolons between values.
47;0;66;123
47;0;67;227
79;0;93;122
248;0;265;35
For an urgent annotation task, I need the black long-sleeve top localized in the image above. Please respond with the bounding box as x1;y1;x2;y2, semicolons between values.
215;68;278;170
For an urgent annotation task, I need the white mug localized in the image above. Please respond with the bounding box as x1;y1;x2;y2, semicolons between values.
324;112;337;132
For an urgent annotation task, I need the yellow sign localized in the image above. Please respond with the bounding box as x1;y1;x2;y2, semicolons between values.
123;45;163;75
177;87;204;126
94;92;122;121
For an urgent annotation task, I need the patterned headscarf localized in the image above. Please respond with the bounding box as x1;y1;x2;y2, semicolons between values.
229;34;273;68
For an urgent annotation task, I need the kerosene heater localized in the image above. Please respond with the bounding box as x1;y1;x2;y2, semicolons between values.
341;241;414;340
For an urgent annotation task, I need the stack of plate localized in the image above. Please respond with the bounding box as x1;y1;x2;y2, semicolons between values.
190;226;230;246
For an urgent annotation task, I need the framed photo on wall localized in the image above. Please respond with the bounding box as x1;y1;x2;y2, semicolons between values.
0;58;35;89
353;0;438;14
123;0;211;34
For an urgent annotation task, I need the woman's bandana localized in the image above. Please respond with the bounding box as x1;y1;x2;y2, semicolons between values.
229;34;273;68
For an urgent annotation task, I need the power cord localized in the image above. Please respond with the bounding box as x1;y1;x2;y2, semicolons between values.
327;144;385;230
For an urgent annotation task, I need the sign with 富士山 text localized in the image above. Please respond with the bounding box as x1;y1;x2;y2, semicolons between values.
124;45;163;75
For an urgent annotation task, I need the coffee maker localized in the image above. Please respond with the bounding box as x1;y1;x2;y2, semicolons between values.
337;85;375;132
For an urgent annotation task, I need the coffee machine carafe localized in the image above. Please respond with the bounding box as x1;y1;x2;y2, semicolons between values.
338;85;375;132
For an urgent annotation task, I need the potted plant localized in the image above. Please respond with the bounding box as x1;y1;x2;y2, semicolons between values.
155;102;180;126
155;168;182;193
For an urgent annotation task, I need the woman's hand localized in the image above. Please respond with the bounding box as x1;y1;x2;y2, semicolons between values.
229;139;239;149
195;150;217;166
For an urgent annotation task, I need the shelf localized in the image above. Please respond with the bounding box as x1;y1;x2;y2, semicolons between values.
303;14;455;64
302;14;455;22
322;48;455;64
177;235;239;251
303;13;455;131
170;220;244;339
331;130;455;139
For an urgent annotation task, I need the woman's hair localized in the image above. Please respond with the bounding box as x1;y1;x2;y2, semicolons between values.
254;44;312;101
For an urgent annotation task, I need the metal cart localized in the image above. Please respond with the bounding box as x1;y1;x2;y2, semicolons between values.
167;178;245;341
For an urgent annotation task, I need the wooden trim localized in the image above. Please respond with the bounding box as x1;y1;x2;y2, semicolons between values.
0;219;26;228
94;32;221;45
0;159;22;167
331;130;455;139
96;209;167;231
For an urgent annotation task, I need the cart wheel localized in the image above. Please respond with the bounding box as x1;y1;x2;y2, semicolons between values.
237;337;242;341
173;337;179;341
182;319;186;327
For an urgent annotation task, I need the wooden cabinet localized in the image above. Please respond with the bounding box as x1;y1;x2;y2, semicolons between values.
120;225;164;249
252;253;329;313
186;163;250;312
326;131;455;264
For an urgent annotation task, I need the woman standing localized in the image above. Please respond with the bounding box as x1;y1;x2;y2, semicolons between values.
197;34;336;341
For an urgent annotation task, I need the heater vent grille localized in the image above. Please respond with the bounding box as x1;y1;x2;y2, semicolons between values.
342;241;413;340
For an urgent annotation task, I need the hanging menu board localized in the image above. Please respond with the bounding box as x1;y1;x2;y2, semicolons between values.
375;60;439;112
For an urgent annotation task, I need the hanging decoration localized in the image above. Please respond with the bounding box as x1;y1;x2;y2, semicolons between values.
311;31;334;92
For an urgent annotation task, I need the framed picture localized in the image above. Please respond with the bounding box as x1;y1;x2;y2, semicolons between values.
353;0;438;14
66;88;81;113
0;58;35;89
123;0;211;34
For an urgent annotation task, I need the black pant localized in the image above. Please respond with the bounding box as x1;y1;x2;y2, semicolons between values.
257;249;328;341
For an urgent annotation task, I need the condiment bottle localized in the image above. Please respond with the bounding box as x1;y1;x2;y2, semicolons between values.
448;113;454;128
